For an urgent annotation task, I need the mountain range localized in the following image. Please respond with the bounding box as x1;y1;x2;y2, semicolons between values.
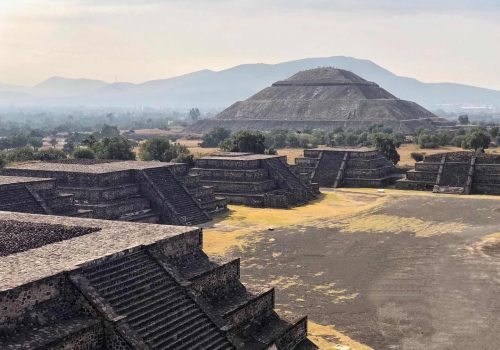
1;56;499;112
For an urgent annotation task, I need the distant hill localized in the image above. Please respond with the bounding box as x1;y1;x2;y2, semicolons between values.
1;56;500;111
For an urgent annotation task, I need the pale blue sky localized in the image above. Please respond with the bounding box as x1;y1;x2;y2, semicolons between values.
1;0;499;89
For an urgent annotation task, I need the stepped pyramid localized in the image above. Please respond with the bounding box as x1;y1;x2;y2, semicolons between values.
190;67;452;134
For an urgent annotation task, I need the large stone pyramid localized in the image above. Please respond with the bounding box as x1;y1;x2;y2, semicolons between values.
190;67;452;134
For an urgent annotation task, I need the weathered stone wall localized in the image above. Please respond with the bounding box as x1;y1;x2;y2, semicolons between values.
190;259;240;299
156;230;203;259
225;289;274;329
45;322;104;350
195;158;261;170
192;168;270;182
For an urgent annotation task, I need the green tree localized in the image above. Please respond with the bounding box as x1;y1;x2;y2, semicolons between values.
93;137;136;160
28;137;43;151
189;108;201;122
36;149;66;161
200;127;232;147
490;126;499;139
374;135;400;164
458;115;470;125
220;131;267;154
72;147;96;159
139;139;191;163
463;131;491;151
99;124;120;138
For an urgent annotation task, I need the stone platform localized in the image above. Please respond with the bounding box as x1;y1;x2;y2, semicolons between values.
396;151;500;195
293;147;400;188
190;153;318;208
2;160;227;226
0;212;315;350
0;175;92;218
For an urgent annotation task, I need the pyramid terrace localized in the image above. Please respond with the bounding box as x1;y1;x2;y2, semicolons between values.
0;212;315;349
293;147;400;188
2;160;227;226
190;152;318;208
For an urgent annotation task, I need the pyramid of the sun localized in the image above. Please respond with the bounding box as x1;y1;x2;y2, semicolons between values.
190;67;452;134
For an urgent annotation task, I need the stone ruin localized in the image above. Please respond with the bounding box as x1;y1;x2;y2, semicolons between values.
0;175;92;218
2;160;227;226
190;152;319;208
0;212;316;349
293;147;400;188
396;151;500;195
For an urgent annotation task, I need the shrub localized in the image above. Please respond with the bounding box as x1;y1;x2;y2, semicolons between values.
72;147;96;159
5;147;36;162
35;149;67;161
200;128;231;148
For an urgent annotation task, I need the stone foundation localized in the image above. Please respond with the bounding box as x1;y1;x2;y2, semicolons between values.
294;147;400;188
190;153;318;208
396;151;500;195
2;160;227;226
0;213;315;350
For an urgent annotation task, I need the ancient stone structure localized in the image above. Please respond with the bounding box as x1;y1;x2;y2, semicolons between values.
190;152;318;207
2;160;227;225
0;175;93;218
293;147;400;188
396;151;500;195
190;67;452;134
0;212;315;349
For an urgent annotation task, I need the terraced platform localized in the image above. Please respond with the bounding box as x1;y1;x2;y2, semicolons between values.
293;147;400;188
191;153;318;208
0;212;315;350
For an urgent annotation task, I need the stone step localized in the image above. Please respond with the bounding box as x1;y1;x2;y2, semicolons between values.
83;250;150;281
221;288;275;329
76;195;151;220
117;285;182;315
127;293;190;328
92;260;159;289
141;305;201;341
119;209;160;223
152;318;213;349
167;322;221;350
106;277;174;305
97;269;165;295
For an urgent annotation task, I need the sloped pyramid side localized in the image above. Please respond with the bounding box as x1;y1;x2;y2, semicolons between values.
190;67;452;134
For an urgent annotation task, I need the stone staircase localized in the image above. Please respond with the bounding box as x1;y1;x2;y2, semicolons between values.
295;148;399;188
0;184;47;214
262;157;316;202
77;249;234;350
165;251;312;350
142;167;210;225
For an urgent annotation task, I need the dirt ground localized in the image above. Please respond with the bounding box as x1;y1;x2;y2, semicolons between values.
201;189;500;349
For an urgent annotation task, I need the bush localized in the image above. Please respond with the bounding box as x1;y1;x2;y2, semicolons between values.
200;128;231;148
5;147;36;162
417;133;439;149
220;131;268;154
411;152;425;162
463;131;491;151
173;153;195;167
35;149;66;161
93;136;136;160
374;135;400;164
72;147;96;159
139;138;191;162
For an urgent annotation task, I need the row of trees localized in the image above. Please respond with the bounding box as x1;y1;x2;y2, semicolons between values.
200;125;404;151
416;127;498;151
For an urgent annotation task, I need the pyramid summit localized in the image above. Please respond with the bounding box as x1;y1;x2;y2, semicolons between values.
191;67;452;134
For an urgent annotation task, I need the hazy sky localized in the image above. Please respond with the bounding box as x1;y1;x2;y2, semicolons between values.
1;0;499;89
